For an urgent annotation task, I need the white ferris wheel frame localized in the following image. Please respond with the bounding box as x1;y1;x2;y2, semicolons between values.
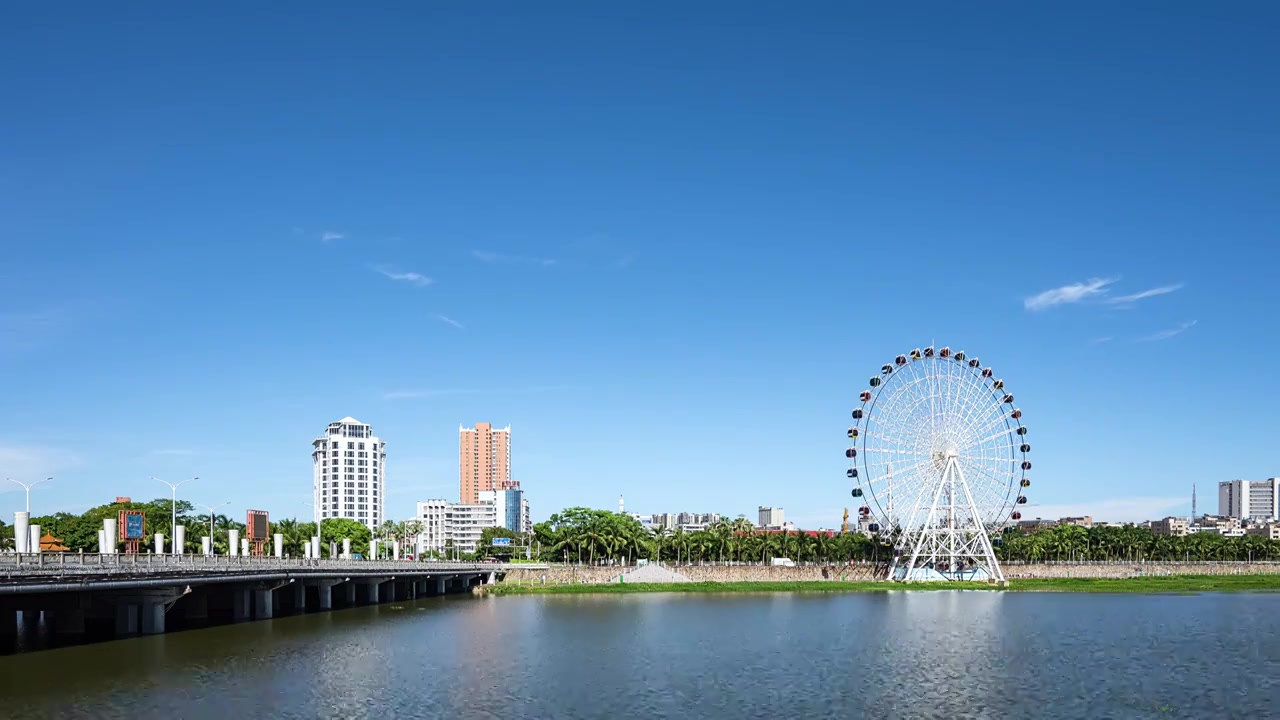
846;346;1031;582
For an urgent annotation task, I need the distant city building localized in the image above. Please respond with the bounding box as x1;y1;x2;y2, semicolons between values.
1218;479;1279;521
312;417;385;532
460;423;511;504
1191;514;1245;537
415;499;498;556
758;506;785;529
1149;517;1189;537
639;512;722;531
1246;524;1280;541
1059;516;1093;528
479;481;532;535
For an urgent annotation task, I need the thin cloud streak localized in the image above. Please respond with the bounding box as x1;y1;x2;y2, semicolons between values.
1029;497;1187;524
471;250;557;267
434;314;464;329
383;385;573;400
1105;283;1184;305
1138;320;1197;342
320;231;345;243
1024;277;1117;311
1091;337;1114;345
373;266;433;287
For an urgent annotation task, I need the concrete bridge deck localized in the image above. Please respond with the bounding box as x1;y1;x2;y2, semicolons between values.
0;553;544;593
1;555;547;647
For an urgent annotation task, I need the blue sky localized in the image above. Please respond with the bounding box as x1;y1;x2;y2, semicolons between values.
2;3;1278;527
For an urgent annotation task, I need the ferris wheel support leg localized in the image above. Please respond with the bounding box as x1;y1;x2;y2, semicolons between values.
904;468;948;581
951;458;1005;583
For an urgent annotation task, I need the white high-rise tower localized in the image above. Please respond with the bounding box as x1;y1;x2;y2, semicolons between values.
312;417;386;532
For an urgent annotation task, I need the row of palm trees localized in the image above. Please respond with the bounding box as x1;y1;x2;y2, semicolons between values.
997;523;1280;562
530;509;890;565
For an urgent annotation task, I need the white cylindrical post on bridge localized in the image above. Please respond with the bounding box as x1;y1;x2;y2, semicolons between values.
29;525;41;554
103;518;117;554
370;539;378;560
202;536;211;556
392;540;399;561
98;529;107;553
175;525;186;555
241;538;249;556
304;542;312;559
154;533;164;555
311;536;320;559
342;538;351;560
274;533;284;558
14;512;30;554
229;529;239;557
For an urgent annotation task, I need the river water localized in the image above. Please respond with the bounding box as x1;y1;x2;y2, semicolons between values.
2;591;1277;719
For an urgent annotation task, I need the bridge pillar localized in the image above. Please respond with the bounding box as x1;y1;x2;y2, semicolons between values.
407;581;417;600
115;603;139;636
141;601;166;635
232;589;251;622
318;584;332;610
254;590;274;620
386;582;397;603
487;572;496;585
436;577;447;595
343;583;357;606
293;582;306;612
1;608;17;636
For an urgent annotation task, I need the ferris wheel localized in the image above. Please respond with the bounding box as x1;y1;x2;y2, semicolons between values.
845;345;1031;582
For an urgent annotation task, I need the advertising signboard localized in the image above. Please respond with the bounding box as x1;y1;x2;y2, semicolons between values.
491;537;511;547
121;511;145;539
247;510;269;541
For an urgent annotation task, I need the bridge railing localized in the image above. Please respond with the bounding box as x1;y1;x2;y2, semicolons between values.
0;552;543;575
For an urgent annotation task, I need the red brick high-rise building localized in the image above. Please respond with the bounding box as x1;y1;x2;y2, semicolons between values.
459;422;510;504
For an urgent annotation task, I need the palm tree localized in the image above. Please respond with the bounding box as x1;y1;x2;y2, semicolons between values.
650;526;670;563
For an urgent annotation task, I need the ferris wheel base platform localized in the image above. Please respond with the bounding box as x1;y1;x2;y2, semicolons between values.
893;566;996;582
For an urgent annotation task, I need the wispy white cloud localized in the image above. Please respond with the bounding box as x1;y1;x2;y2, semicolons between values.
1027;496;1187;524
471;250;557;267
383;385;573;400
1105;283;1184;306
1090;336;1114;345
0;444;82;482
373;266;433;287
0;308;65;351
434;314;464;329
321;231;345;243
1024;277;1118;311
1138;320;1197;342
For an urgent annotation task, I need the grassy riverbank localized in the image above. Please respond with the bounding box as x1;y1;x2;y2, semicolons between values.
484;575;1280;596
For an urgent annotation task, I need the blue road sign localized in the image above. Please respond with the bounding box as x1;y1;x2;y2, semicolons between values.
491;537;511;547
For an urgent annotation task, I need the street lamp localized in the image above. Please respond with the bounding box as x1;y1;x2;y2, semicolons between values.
200;501;230;553
7;477;52;514
154;476;197;551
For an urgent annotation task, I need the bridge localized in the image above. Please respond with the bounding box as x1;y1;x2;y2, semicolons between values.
1;553;545;642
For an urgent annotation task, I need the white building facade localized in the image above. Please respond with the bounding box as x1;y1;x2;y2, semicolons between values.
415;499;498;556
758;506;785;529
1218;479;1280;521
312;417;385;532
479;484;532;535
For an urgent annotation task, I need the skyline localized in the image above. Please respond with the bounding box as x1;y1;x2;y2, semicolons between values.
4;4;1280;528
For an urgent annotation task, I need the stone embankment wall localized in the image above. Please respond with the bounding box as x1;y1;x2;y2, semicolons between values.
502;561;1280;585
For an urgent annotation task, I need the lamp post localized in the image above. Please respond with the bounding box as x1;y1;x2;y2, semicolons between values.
154;476;197;551
201;501;230;553
7;476;52;513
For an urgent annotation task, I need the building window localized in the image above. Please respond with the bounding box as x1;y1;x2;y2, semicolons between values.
347;442;354;449
358;442;365;450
